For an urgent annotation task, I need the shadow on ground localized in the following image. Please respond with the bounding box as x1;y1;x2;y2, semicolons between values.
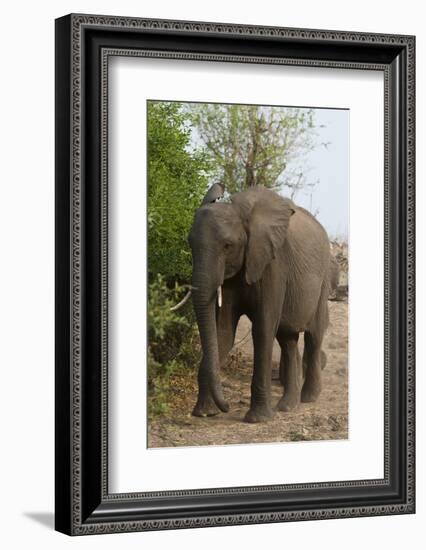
24;512;54;530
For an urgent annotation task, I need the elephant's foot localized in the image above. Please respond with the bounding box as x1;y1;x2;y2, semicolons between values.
277;392;300;412
243;404;275;423
192;393;221;417
301;381;322;403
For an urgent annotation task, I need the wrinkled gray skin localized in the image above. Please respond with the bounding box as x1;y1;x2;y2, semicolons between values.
188;185;331;423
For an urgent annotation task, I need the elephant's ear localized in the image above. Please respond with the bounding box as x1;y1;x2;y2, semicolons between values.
234;188;295;285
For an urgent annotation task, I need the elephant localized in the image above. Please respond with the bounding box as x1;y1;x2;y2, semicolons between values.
187;184;331;423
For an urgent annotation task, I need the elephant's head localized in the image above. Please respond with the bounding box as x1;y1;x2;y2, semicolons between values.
188;184;296;412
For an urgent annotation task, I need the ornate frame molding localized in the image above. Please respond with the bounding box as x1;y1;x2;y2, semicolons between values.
55;14;415;535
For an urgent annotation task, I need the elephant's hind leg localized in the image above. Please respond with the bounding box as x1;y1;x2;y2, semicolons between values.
276;332;302;412
301;331;323;402
301;286;329;403
302;348;327;379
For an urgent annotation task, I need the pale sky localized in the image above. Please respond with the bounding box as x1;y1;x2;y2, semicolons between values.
282;108;349;239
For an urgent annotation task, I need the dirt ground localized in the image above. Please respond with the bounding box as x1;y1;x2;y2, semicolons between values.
148;300;348;448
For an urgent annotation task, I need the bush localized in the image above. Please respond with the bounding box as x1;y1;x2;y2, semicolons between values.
148;274;201;418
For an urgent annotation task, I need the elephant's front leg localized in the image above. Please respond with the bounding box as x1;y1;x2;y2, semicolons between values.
244;321;276;423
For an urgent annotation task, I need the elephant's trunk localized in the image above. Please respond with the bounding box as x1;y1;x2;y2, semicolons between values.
191;276;229;413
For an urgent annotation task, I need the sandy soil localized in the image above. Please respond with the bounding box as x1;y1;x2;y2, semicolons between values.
148;300;348;448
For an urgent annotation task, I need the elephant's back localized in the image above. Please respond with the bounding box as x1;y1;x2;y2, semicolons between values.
287;207;330;266
293;206;329;242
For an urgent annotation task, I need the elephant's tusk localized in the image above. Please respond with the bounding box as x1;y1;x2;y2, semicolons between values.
217;286;222;308
170;290;192;311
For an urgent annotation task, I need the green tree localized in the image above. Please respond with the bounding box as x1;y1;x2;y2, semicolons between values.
148;101;211;282
188;103;318;195
147;102;208;417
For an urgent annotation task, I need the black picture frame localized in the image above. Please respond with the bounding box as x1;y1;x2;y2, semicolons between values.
55;13;415;535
